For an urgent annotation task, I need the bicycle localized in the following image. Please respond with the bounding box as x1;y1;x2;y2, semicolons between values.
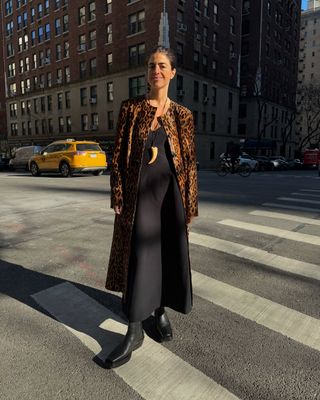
217;157;252;177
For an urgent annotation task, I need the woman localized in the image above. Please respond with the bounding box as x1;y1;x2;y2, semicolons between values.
104;46;198;369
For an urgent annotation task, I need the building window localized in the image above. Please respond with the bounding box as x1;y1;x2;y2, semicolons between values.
106;24;112;44
128;10;145;35
203;26;208;46
56;43;62;61
40;96;45;112
213;3;218;23
108;111;114;130
89;30;96;49
58;117;64;133
65;91;71;109
91;113;98;130
88;2;96;21
228;92;233;110
79;6;85;25
48;118;53;134
55;18;61;35
45;23;50;40
107;82;113;101
47;72;52;87
80;88;87;106
81;114;89;130
193;111;198;127
80;61;86;78
47;95;52;111
57;93;63;110
194;51;199;71
64;41;69;58
106;53;112;71
204;0;209;17
106;0;112;14
66;116;71;132
177;42;183;65
89;58;96;76
202;112;207;131
90;85;97;101
230;16;235;34
129;75;146;97
63;15;69;32
65;66;70;82
38;3;43;18
28;121;32;135
129;43;145;66
193;81;199;101
211;114;216;132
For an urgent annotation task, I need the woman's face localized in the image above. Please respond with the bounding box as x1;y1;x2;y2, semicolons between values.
147;52;176;91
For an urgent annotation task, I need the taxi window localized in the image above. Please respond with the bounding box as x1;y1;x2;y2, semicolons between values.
76;143;101;151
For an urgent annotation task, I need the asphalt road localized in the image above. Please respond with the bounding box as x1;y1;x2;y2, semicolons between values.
0;169;319;400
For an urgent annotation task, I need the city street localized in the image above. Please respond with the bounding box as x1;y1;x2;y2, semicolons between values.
0;169;320;400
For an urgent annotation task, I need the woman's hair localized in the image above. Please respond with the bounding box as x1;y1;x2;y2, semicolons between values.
147;46;176;69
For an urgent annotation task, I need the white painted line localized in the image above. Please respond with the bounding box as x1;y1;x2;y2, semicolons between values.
300;189;320;193
277;197;320;206
189;232;320;281
263;203;320;213
217;219;320;246
250;210;320;226
32;283;240;400
192;270;320;352
291;193;320;198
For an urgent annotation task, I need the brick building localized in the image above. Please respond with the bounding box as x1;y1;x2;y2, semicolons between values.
1;0;242;168
239;0;301;158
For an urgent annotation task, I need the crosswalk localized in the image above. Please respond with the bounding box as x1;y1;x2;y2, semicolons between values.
31;186;320;400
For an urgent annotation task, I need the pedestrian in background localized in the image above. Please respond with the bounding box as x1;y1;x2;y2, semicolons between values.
104;46;198;369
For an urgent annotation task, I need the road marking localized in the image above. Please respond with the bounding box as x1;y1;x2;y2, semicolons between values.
300;189;320;193
192;270;320;352
277;197;320;206
250;210;320;226
291;193;320;198
32;282;240;400
263;202;320;213
189;232;320;281
217;219;320;246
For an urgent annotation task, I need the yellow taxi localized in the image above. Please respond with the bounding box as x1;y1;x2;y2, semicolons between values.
29;139;107;177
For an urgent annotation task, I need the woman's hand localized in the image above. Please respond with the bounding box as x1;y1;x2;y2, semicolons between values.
114;205;123;214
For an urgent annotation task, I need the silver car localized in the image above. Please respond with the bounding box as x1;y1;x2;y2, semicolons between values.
9;146;42;170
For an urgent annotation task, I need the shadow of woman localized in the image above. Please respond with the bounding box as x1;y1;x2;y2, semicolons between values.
0;258;129;366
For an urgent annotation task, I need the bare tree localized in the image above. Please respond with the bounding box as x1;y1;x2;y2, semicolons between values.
280;111;296;157
298;83;320;152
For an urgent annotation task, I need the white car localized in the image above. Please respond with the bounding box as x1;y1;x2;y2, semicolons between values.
238;154;258;171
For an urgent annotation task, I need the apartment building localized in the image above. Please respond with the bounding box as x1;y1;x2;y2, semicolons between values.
239;0;301;157
297;1;320;150
1;0;242;167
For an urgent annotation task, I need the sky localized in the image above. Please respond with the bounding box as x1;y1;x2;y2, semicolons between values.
301;0;307;10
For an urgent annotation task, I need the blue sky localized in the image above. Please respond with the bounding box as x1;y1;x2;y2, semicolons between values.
301;0;307;10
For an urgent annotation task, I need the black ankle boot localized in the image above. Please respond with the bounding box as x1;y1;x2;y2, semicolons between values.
104;321;144;369
155;307;173;342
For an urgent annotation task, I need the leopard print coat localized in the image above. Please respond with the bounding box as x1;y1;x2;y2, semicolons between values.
105;96;198;297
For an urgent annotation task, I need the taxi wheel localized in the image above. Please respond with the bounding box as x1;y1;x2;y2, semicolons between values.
60;162;71;177
30;162;40;176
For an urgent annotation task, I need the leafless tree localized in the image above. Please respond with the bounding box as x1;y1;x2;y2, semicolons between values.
297;83;320;152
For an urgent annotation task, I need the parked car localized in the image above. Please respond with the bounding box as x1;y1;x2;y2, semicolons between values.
269;156;289;170
9;145;42;170
254;156;274;171
29;139;107;177
239;154;259;171
287;158;303;169
0;155;10;171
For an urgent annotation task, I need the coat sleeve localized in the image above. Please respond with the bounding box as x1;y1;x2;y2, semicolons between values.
181;111;198;224
110;101;129;209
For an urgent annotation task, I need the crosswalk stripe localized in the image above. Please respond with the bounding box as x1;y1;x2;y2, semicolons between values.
300;189;320;193
277;197;320;205
189;231;320;281
291;193;320;198
249;210;320;226
192;270;320;352
32;282;240;400
217;219;320;246
262;202;320;213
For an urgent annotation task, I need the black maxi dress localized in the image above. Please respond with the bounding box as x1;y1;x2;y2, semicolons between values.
124;126;192;322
